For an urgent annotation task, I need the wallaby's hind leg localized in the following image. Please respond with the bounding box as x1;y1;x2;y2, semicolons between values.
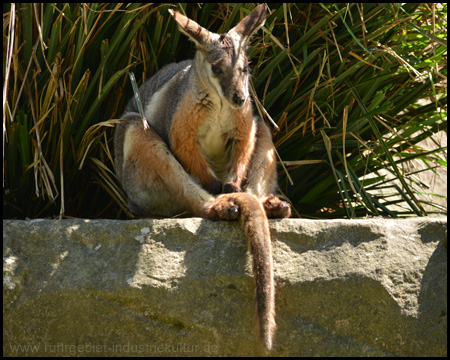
245;120;291;218
115;115;213;217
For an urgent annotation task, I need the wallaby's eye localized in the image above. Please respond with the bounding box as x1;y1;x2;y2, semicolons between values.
211;64;223;75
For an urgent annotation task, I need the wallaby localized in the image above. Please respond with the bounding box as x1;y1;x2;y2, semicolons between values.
114;4;291;351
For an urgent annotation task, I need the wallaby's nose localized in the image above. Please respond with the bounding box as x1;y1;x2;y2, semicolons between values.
232;93;245;107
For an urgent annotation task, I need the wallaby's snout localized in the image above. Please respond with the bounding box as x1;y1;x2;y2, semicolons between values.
233;93;245;107
223;74;248;109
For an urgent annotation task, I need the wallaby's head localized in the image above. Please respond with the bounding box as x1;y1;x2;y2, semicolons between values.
169;5;267;109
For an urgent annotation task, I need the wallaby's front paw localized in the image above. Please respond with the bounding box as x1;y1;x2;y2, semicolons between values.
224;182;241;193
205;177;223;195
204;194;240;221
262;194;291;218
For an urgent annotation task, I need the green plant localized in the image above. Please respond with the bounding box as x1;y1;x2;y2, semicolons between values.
3;3;447;219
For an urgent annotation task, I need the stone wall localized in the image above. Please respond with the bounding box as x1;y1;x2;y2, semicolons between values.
3;218;447;356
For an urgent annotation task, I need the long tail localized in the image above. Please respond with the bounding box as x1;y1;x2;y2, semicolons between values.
204;193;276;351
236;194;276;351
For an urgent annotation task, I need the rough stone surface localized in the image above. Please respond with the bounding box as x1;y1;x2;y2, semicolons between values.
3;218;447;356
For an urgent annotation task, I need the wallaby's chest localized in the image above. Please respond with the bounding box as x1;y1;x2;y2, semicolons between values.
197;106;236;180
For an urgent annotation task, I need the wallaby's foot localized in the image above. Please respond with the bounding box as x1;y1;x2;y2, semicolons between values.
205;193;291;220
204;194;240;221
262;194;291;219
224;182;242;194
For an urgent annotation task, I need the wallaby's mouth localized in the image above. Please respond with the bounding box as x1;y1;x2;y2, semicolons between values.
226;93;247;109
228;100;246;110
232;93;245;107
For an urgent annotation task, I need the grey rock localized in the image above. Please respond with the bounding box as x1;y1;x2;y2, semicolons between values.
3;218;447;356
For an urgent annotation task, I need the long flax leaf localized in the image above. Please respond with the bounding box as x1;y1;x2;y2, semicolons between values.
320;129;352;218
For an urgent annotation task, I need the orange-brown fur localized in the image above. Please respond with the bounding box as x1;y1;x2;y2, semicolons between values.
226;103;257;191
170;92;221;194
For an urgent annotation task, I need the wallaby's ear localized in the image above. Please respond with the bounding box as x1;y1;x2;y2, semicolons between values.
169;9;214;49
229;4;267;46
